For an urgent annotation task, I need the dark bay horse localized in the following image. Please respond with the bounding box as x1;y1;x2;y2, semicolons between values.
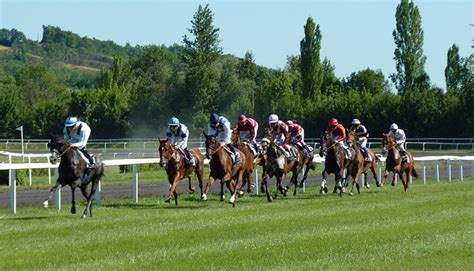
202;133;247;207
319;131;351;197
381;133;419;192
262;136;303;202
294;142;316;188
231;127;256;195
158;139;205;205
43;135;104;219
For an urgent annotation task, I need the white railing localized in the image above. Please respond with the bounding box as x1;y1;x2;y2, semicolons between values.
1;150;473;214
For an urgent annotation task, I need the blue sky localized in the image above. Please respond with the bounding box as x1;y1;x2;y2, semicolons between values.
1;0;472;89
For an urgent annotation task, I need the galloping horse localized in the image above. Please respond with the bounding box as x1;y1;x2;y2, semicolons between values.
381;133;418;192
158;139;205;205
43;135;104;219
201;133;247;207
319;131;351;197
230;127;256;194
345;130;369;195
262;133;303;202
294;143;316;188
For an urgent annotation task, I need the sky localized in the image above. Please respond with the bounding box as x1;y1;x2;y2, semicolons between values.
1;0;472;89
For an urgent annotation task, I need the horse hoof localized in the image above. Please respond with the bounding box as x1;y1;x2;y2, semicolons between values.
366;184;370;189
43;201;49;208
220;195;225;201
81;214;87;219
201;194;208;201
164;199;171;204
267;196;273;202
71;207;76;214
238;190;244;197
229;196;236;204
349;192;354;196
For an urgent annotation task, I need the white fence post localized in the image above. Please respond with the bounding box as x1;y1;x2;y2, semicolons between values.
54;168;61;210
422;161;426;184
436;163;440;183
254;168;259;195
95;180;102;205
9;169;16;214
459;161;463;182
28;156;32;186
132;164;138;203
447;160;452;182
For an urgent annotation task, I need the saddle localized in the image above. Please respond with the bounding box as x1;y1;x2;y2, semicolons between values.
222;145;240;165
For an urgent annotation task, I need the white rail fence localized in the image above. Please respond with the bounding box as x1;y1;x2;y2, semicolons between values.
1;150;473;214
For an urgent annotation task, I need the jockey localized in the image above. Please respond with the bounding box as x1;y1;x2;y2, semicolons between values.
326;118;352;160
286;120;311;158
63;116;95;168
236;114;259;152
268;114;296;160
350;118;372;162
208;113;240;164
387;123;409;162
166;117;195;166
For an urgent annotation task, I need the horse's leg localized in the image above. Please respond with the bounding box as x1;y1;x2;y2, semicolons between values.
230;170;245;207
195;167;205;199
188;176;195;193
369;163;378;187
263;173;272;202
320;170;329;194
381;169;390;186
43;180;62;208
81;177;99;219
300;162;310;187
166;175;180;205
402;169;409;192
71;186;77;214
202;175;216;201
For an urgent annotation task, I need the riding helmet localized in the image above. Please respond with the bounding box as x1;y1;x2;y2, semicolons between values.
210;113;219;124
328;118;338;127
238;114;247;121
65;116;78;128
167;117;180;126
268;114;279;124
351;119;361;126
390;123;398;131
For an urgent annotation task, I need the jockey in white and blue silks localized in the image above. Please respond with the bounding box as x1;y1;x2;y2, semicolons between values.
350;118;372;162
387;123;409;161
166;117;195;166
62;116;95;168
207;113;240;163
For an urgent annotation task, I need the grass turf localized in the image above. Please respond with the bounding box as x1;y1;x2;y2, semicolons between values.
0;181;472;270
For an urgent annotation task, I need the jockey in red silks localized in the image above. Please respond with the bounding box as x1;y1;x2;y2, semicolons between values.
268;114;296;160
286;120;312;158
326;118;352;159
236;114;259;152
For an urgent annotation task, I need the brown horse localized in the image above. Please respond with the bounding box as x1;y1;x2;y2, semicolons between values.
292;142;316;188
381;133;419;192
231;127;257;194
345;130;369;195
261;134;303;202
202;133;247;207
158;139;205;205
319;131;351;197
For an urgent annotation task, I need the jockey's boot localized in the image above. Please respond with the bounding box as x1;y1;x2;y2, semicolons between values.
187;157;196;167
401;151;410;163
87;156;96;169
364;152;372;162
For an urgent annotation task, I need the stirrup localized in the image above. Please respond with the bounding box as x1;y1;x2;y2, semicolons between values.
87;163;96;169
187;158;196;167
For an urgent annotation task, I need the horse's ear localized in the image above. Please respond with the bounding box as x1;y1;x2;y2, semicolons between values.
158;138;167;144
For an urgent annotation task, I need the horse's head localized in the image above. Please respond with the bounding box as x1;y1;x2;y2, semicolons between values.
346;129;359;149
203;132;219;159
319;131;331;157
48;135;67;164
259;137;271;154
382;133;394;155
158;138;174;167
230;126;240;145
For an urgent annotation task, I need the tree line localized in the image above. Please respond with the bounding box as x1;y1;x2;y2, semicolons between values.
0;0;472;140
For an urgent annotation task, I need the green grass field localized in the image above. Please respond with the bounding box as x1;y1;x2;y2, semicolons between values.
0;181;472;270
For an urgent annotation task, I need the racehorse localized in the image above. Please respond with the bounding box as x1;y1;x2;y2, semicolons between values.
293;142;316;188
261;133;303;202
345;130;369;195
230;127;256;195
201;133;247;207
319;130;351;197
381;133;419;192
158;139;205;205
43;134;104;219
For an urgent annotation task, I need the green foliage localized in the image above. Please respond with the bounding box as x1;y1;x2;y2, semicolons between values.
343;68;390;95
391;0;427;95
300;16;323;100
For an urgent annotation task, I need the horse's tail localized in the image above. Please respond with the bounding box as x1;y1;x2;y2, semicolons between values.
411;166;419;179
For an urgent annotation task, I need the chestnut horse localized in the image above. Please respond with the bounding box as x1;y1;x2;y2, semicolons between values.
345;130;370;195
43;135;104;219
201;133;247;207
158;139;205;205
262;134;303;202
381;133;418;192
230;127;257;195
294;143;316;188
319;131;351;197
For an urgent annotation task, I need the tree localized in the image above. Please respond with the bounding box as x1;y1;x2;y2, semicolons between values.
182;4;222;114
0;28;26;46
391;0;427;95
300;17;323;100
343;68;389;95
445;44;465;93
